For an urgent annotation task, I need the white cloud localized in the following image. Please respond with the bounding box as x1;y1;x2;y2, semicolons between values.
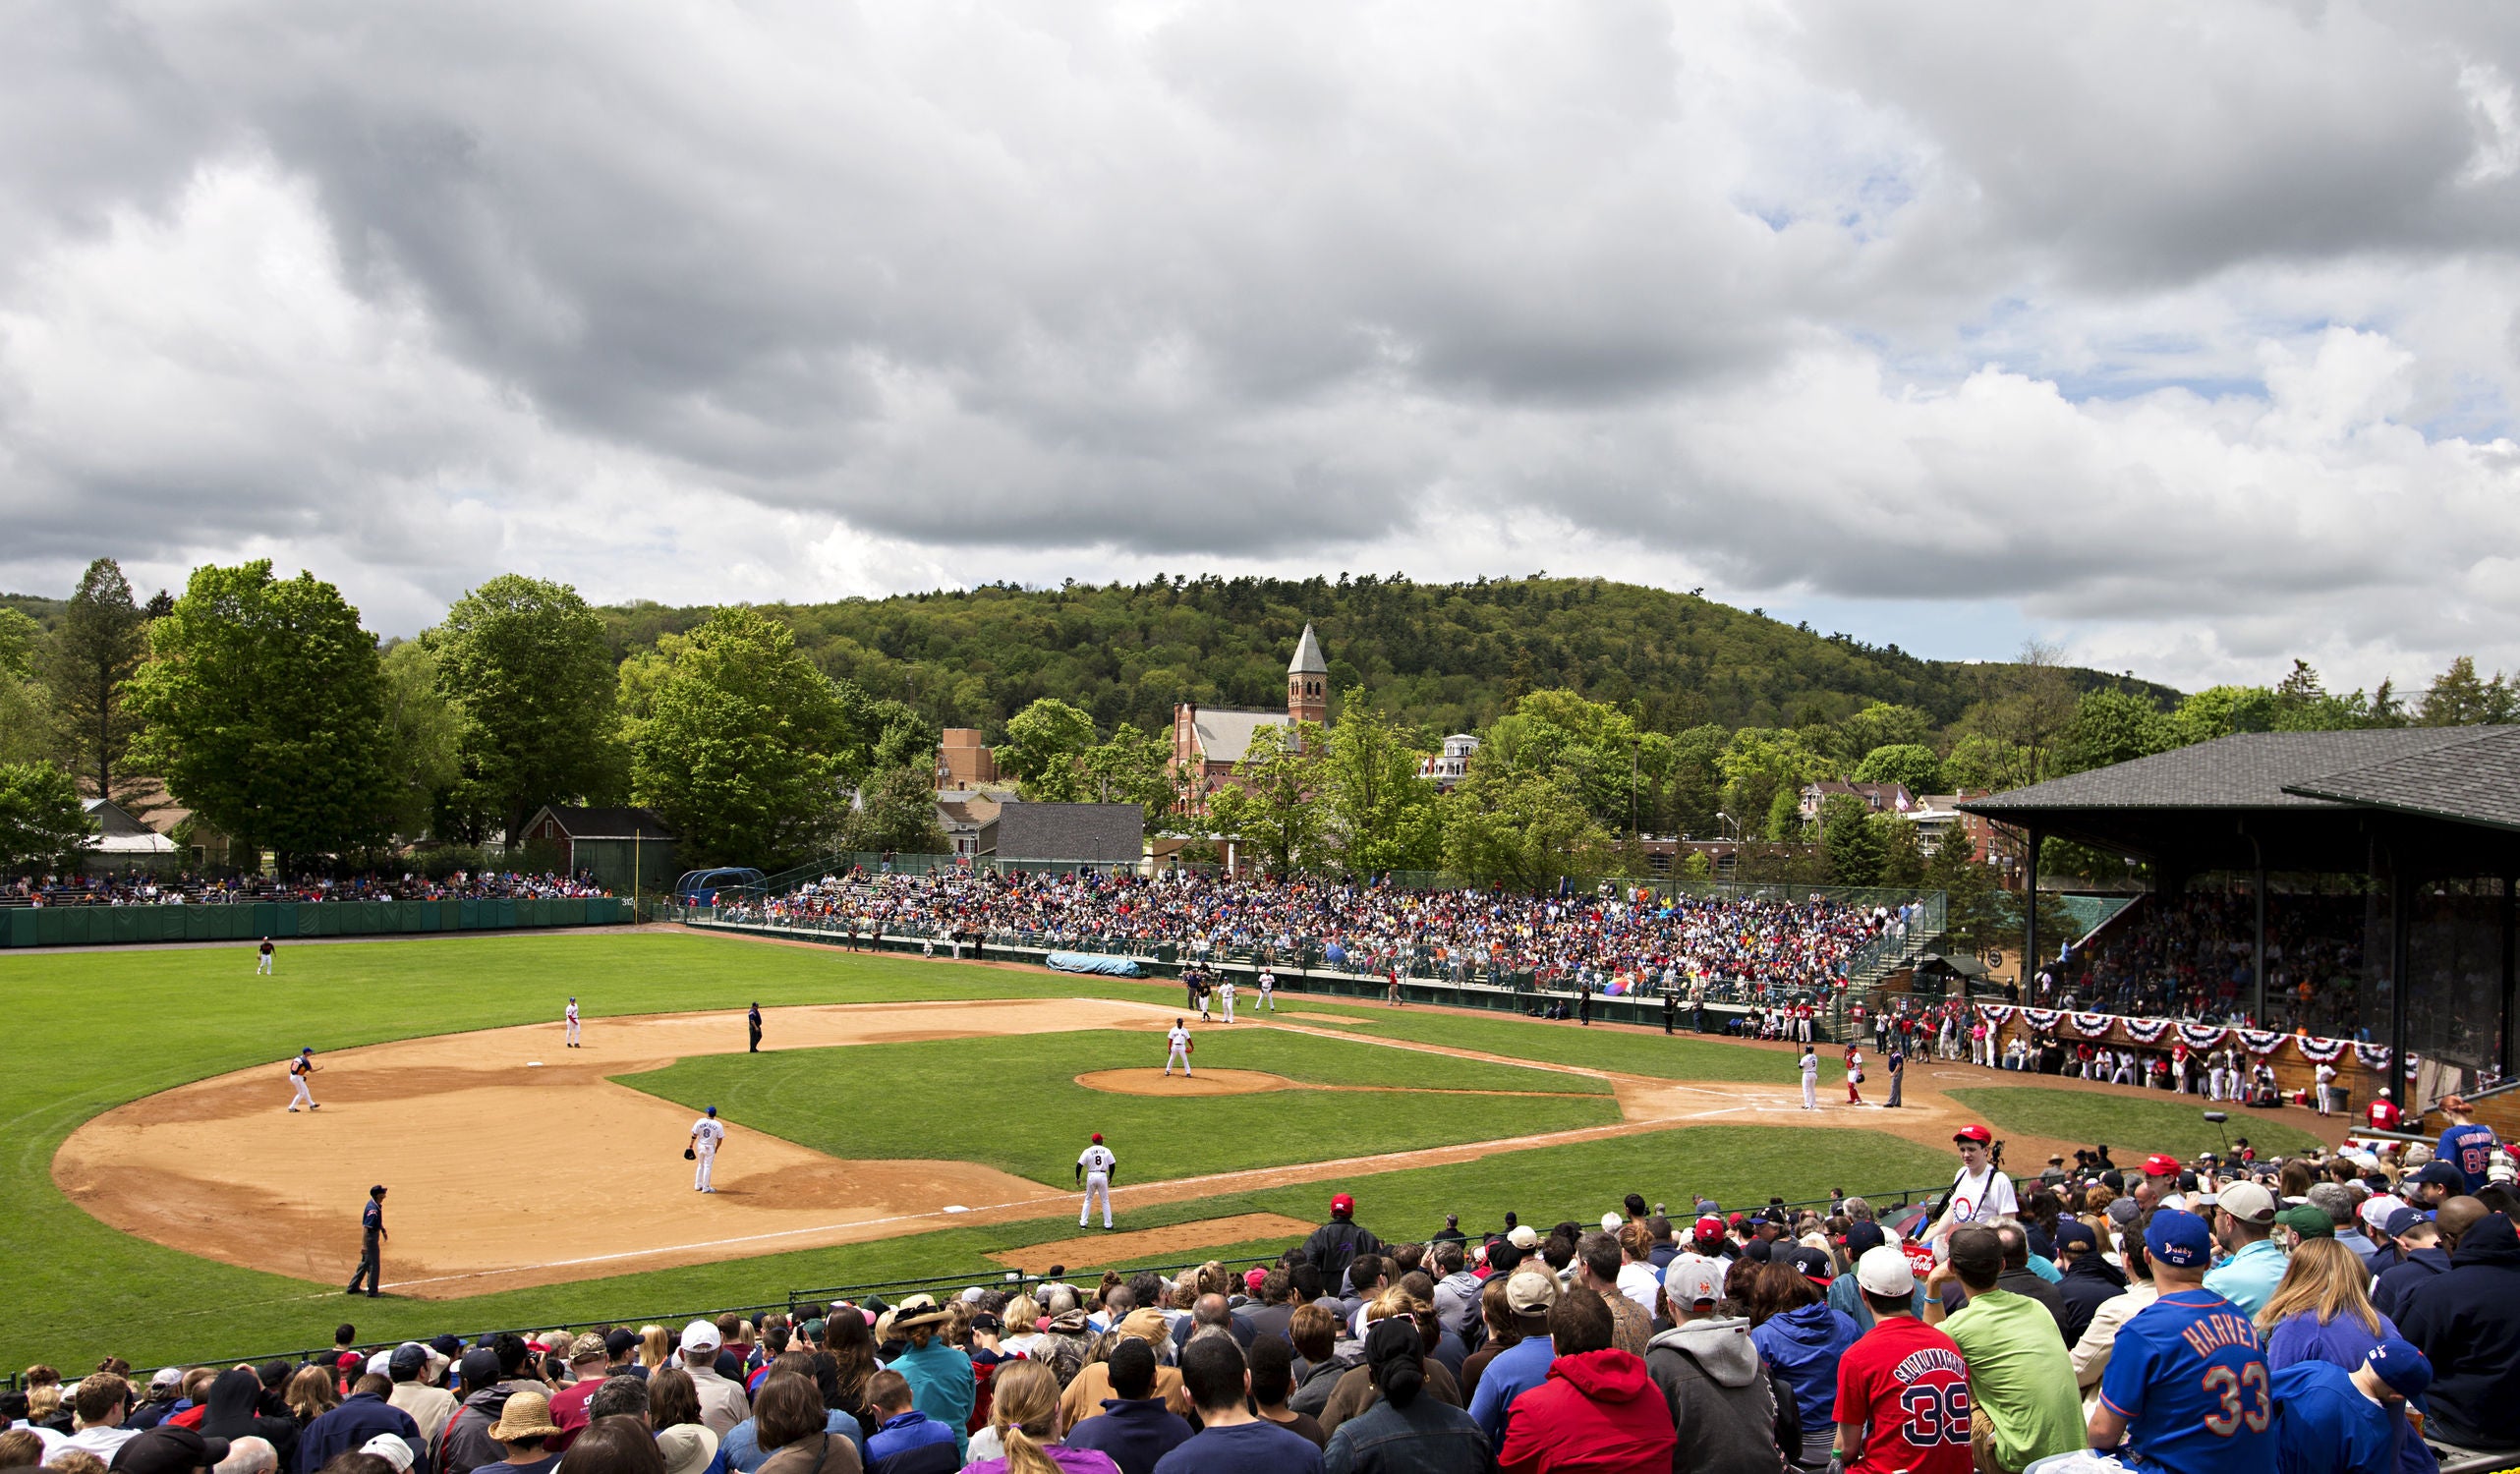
3;0;2519;698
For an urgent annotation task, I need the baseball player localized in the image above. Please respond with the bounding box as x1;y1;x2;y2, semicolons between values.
689;1106;726;1192
287;1048;320;1111
1165;1017;1193;1077
1219;975;1236;1023
1800;1045;1819;1110
1257;967;1276;1011
1197;974;1213;1023
347;1185;387;1297
257;936;275;976
747;1002;763;1053
564;997;581;1049
1076;1132;1117;1228
1844;1043;1863;1106
2313;1060;2337;1117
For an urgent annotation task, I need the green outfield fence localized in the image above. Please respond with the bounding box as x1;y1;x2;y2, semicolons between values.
0;896;634;949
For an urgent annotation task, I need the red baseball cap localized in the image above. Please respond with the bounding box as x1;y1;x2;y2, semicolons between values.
1331;1193;1354;1215
1954;1124;1992;1145
1693;1215;1725;1241
1091;1133;1103;1143
2144;1154;2181;1177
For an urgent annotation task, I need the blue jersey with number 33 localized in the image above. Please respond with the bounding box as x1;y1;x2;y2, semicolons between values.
2100;1289;2276;1474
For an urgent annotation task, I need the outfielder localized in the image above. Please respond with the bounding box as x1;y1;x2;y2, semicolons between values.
564;997;581;1049
1076;1132;1117;1228
1165;1018;1193;1077
1258;968;1276;1011
689;1106;725;1192
288;1047;320;1111
1219;976;1236;1023
1800;1045;1819;1110
257;936;275;976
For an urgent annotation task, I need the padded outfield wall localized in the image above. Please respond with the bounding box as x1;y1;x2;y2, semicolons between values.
0;896;632;948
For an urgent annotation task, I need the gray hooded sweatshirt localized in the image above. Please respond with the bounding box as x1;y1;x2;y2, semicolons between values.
1643;1317;1790;1474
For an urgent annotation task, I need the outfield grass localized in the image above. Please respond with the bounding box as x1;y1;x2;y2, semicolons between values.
0;929;1919;1370
1275;997;1800;1082
1945;1086;2325;1160
618;1029;1618;1187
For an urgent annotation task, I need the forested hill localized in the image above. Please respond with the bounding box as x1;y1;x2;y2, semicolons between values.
598;576;2175;741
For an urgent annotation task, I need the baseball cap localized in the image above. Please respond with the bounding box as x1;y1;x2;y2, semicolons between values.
1504;1268;1561;1315
2145;1209;2213;1268
1785;1246;1833;1285
1954;1124;1992;1145
2217;1181;2277;1226
1332;1193;1354;1215
389;1343;429;1378
2360;1196;2407;1234
681;1319;722;1352
1855;1244;1915;1297
2381;1206;2430;1238
1843;1220;1887;1256
360;1435;417;1473
1507;1224;1539;1250
2410;1162;2467;1191
2106;1197;2140;1227
2052;1219;2096;1253
430;1334;465;1359
1244;1268;1268;1293
1662;1253;1725;1310
2365;1339;2434;1400
149;1367;184;1389
2143;1153;2182;1177
366;1350;393;1378
604;1329;640;1359
110;1427;229;1474
1692;1215;1725;1244
1090;1133;1102;1143
2275;1205;2333;1239
568;1333;609;1364
458;1348;501;1389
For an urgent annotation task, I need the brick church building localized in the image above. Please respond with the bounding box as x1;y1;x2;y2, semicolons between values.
1171;623;1328;813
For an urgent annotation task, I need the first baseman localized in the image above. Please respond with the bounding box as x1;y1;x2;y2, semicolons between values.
565;996;581;1048
1165;1018;1193;1077
288;1047;321;1111
1076;1132;1117;1228
690;1106;726;1192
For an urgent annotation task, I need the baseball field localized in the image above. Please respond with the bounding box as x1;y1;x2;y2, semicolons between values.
3;925;2327;1372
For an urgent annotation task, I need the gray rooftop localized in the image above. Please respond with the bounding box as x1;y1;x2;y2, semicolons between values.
2283;726;2520;833
991;802;1144;862
1189;707;1294;762
1963;729;2491;814
1289;622;1328;675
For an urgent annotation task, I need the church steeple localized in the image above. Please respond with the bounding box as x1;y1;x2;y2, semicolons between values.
1288;623;1329;726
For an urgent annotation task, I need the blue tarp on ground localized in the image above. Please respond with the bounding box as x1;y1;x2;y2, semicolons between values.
1044;950;1143;977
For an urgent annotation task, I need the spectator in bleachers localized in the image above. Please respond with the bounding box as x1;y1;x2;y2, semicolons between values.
2395;1210;2520;1455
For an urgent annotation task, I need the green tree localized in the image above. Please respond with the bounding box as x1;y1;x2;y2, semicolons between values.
2055;689;2179;774
1941;732;2031;794
1081;723;1178;821
2418;656;2516;726
0;760;93;872
1205;723;1321;876
1718;728;1822;837
1954;642;2079;789
1819;792;1884;884
1764;783;1804;841
625;607;858;869
1855;743;1942;795
1872;811;1925;888
1317;687;1437;872
37;558;148;801
0;609;49;765
2269;660;2395;731
125;562;396;869
843;764;952;853
1835;703;1938;766
2172;685;2278;745
1477;689;1659;832
0;608;38;680
378;641;462;839
429;576;623;849
1440;768;1612;890
1002;698;1098;801
1661;724;1729;838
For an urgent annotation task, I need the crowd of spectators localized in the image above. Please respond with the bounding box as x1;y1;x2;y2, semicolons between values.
3;872;612;909
2038;890;2371;1035
14;1119;2518;1474
728;869;1898;1000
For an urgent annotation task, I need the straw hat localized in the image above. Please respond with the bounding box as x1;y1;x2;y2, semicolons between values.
889;1294;950;1332
657;1424;719;1474
487;1390;562;1443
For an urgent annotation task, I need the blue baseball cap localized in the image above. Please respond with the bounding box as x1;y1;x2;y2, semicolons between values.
2053;1219;2097;1252
705;1106;716;1116
2144;1209;2212;1268
2365;1338;2433;1399
2381;1206;2430;1238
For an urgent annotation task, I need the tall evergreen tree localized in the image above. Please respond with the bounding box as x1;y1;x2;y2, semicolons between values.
38;558;147;801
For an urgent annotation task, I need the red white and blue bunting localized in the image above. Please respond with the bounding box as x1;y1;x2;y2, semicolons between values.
2070;1012;2116;1038
1977;1003;2383;1069
2354;1042;2393;1071
1977;1005;2015;1026
2020;1008;2060;1033
2121;1017;2174;1045
2293;1035;2351;1064
2178;1024;2230;1049
2238;1030;2289;1055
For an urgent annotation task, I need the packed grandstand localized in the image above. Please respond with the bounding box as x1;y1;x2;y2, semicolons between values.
2;872;616;908
11;1130;2517;1474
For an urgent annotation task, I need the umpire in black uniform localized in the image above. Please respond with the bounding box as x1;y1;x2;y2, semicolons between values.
348;1184;386;1296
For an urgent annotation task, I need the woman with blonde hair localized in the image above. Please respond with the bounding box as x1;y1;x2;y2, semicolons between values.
640;1327;671;1372
959;1361;1116;1474
284;1364;340;1422
2258;1236;2403;1370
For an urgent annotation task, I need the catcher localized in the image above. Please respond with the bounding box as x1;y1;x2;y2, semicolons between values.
1164;1017;1193;1077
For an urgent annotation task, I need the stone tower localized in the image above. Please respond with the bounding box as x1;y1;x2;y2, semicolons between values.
1288;623;1329;726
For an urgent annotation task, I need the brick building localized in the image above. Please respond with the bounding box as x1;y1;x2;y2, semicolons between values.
935;728;1001;788
1172;623;1328;812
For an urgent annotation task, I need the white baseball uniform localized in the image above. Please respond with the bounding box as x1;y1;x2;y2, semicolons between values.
565;1000;581;1047
1166;1025;1192;1077
1258;970;1276;1010
1219;979;1236;1023
1800;1051;1818;1110
288;1055;317;1111
691;1115;726;1191
1078;1143;1117;1227
2315;1061;2336;1116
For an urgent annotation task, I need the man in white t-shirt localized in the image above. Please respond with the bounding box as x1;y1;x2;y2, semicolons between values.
1923;1123;2016;1246
1165;1019;1193;1077
1076;1132;1117;1228
1801;1045;1820;1110
689;1106;726;1192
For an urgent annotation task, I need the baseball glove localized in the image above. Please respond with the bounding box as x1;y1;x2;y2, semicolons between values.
683;1147;697;1161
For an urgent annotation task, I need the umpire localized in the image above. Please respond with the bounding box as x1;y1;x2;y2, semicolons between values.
347;1184;387;1297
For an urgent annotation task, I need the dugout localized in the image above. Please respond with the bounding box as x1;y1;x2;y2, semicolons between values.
1964;727;2520;1106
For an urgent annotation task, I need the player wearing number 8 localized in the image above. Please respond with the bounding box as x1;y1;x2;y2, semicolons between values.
2032;1209;2276;1474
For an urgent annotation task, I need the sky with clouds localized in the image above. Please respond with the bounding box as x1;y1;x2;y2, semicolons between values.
7;0;2520;695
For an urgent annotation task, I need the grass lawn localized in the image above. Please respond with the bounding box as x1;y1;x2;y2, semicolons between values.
617;1028;1617;1187
1946;1086;2325;1160
0;928;1919;1370
1273;996;1797;1082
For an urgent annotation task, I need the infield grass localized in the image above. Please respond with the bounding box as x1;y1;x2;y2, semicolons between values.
0;927;1890;1370
1945;1085;2325;1160
617;1028;1618;1187
1280;1001;1799;1082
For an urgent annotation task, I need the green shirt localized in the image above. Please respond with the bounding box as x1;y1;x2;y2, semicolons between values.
1942;1287;2086;1471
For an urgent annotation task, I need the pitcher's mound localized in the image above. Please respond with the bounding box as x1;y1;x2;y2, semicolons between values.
1076;1068;1295;1097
